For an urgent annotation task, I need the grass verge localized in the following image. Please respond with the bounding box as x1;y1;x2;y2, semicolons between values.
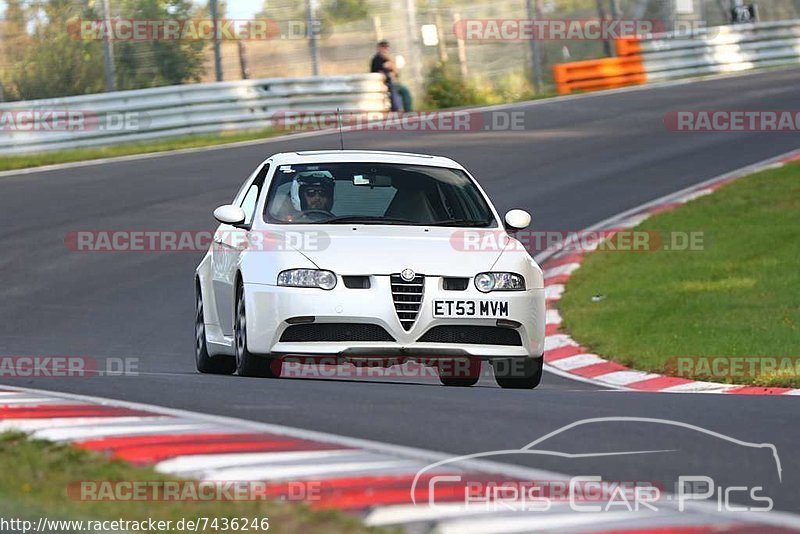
0;432;384;534
558;162;800;387
0;128;280;172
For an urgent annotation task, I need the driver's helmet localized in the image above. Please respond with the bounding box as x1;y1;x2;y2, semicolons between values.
290;171;335;211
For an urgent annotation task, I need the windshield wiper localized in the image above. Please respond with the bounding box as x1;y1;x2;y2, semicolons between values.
317;215;415;225
428;218;494;227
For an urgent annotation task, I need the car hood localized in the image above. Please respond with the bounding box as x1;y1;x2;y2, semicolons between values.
274;225;507;276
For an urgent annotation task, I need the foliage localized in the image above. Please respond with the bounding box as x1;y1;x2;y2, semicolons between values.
422;61;484;109
113;0;207;90
3;0;207;100
423;61;540;109
8;0;106;100
322;0;369;23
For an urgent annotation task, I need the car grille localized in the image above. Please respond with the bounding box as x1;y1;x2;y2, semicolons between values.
391;274;424;331
417;326;522;346
280;323;395;342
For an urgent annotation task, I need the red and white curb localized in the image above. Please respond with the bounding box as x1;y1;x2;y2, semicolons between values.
539;148;800;396
4;385;800;533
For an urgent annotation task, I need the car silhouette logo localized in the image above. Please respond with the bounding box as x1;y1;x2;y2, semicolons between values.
400;268;416;281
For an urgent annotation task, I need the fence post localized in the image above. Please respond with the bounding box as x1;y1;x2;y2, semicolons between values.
306;0;320;76
101;0;117;91
404;0;423;96
210;0;223;81
526;0;543;93
453;12;469;80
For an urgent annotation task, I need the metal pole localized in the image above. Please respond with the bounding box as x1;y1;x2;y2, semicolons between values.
404;0;422;95
210;0;223;81
306;0;320;76
452;12;469;79
101;0;116;91
595;0;612;56
609;0;620;54
609;0;621;20
238;41;250;79
435;12;448;63
525;0;543;93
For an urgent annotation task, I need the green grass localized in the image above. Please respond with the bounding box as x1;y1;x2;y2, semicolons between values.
0;128;280;172
0;432;385;534
558;162;800;387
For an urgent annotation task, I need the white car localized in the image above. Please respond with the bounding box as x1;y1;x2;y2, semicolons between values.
195;150;545;388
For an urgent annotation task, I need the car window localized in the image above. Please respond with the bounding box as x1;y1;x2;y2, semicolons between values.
263;162;495;226
237;164;270;226
239;185;259;225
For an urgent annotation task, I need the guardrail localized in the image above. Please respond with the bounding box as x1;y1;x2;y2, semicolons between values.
0;74;389;155
553;19;800;94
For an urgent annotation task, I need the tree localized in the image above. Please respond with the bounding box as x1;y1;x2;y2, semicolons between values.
1;0;29;100
10;0;106;100
256;0;305;21
113;0;207;90
323;0;369;23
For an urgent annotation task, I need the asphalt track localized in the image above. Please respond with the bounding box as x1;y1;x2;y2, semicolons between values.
1;68;799;513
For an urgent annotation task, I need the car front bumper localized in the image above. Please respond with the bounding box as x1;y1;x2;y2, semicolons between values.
244;276;545;360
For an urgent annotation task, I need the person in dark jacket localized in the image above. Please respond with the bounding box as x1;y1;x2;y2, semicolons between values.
370;40;405;112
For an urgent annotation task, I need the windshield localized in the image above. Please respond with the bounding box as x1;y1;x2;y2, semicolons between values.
263;162;496;226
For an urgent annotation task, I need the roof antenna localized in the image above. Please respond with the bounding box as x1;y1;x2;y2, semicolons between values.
336;108;345;150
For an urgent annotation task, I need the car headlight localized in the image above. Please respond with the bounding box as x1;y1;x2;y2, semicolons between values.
277;269;337;290
475;272;525;292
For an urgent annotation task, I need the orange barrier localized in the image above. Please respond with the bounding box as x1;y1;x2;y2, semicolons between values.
553;37;645;95
615;36;642;57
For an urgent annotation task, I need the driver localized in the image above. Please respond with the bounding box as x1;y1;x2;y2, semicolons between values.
290;171;335;214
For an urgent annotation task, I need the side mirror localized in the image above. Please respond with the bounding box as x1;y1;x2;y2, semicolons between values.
504;209;531;231
213;205;246;226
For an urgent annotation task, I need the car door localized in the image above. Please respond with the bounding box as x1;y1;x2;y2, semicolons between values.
212;163;270;335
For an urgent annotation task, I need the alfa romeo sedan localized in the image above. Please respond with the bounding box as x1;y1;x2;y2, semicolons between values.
195;150;545;388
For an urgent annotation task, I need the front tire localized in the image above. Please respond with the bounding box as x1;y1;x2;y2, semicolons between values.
437;357;481;387
235;284;282;378
494;357;543;389
195;287;235;375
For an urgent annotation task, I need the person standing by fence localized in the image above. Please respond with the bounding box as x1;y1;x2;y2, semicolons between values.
370;40;406;112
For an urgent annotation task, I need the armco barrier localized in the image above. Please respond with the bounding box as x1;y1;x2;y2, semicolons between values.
552;56;645;95
553;19;800;95
0;74;389;155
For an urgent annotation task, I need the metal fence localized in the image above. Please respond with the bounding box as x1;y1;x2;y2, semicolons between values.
553;19;800;94
638;19;800;80
0;74;388;155
5;0;800;105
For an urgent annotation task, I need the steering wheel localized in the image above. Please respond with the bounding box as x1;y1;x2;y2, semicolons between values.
296;209;335;222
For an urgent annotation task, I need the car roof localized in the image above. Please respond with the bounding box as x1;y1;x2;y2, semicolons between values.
265;150;464;169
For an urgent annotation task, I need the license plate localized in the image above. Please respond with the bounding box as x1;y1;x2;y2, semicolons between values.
432;300;509;318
